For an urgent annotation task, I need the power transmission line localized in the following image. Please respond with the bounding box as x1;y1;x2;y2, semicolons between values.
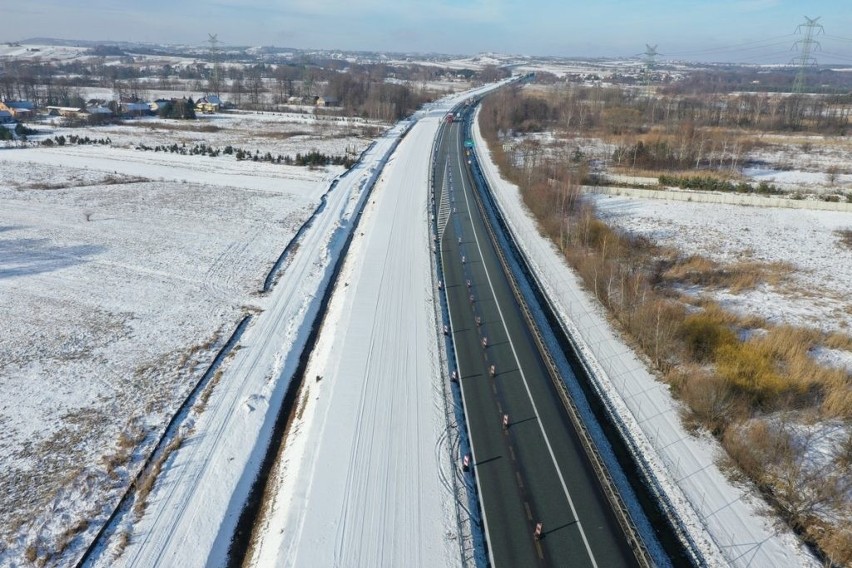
819;51;852;64
661;34;795;58
823;34;852;43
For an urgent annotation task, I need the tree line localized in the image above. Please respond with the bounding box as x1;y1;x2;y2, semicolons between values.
0;55;508;123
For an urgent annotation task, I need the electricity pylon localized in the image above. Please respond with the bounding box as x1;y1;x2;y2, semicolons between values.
208;33;221;97
790;16;823;94
643;44;658;96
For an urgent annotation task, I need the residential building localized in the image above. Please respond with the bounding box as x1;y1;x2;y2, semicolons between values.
316;95;340;107
0;100;35;119
195;95;222;114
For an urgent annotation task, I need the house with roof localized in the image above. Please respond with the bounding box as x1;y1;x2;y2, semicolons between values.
119;98;152;116
0;100;35;119
47;106;93;118
149;99;173;114
87;105;113;116
195;95;222;114
316;95;339;107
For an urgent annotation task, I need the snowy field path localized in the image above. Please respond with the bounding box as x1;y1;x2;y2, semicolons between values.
90;123;408;567
251;114;458;567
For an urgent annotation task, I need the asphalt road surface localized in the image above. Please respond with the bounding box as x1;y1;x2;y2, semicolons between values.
435;113;639;568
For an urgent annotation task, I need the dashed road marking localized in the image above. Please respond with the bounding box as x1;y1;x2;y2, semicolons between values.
455;144;599;568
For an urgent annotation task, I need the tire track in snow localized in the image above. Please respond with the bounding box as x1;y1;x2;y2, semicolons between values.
332;167;403;565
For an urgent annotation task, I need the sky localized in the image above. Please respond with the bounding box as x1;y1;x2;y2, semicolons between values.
4;0;852;64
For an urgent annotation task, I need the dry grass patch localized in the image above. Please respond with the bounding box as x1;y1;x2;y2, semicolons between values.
675;367;743;435
822;376;852;420
194;369;223;414
715;342;792;404
723;418;852;565
609;166;744;181
22;174;149;191
295;386;310;421
23;181;70;190
122;121;220;133
838;432;852;470
53;517;90;560
662;255;793;292
101;419;147;479
253;130;315;140
114;530;131;558
697;325;852;416
24;543;38;563
818;522;852;567
836;229;852;250
825;331;852;351
679;307;739;362
758;327;851;417
132;434;184;518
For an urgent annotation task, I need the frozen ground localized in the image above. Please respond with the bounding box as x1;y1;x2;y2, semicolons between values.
591;196;852;334
473;107;820;567
0;113;369;565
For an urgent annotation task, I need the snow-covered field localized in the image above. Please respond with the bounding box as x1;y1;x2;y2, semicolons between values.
96;118;410;567
746;134;852;194
0;44;90;62
592;196;852;334
0;113;371;565
28;108;379;161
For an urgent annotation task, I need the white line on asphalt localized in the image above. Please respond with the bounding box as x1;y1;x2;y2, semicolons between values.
454;131;599;568
438;122;498;568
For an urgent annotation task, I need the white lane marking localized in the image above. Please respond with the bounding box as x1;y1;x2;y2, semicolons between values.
454;132;599;568
438;122;499;568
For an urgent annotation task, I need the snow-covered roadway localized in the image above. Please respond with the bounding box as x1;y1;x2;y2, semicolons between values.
249;113;458;567
244;87;513;566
